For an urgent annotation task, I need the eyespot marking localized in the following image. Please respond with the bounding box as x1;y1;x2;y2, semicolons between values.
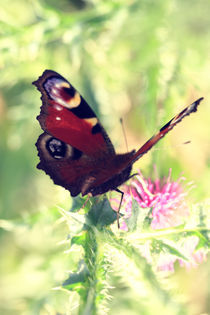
62;86;75;98
43;75;97;118
37;134;84;161
44;77;81;109
44;78;69;96
46;138;67;159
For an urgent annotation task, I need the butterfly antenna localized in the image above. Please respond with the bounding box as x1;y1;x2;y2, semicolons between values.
120;118;128;152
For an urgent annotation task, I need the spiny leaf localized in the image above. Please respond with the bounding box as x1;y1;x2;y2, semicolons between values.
87;198;117;227
154;240;189;261
63;260;89;289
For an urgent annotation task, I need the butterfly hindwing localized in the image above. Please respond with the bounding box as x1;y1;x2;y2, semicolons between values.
36;132;98;196
36;132;134;197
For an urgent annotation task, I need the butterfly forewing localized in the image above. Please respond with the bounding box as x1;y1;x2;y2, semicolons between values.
33;70;115;157
130;97;203;163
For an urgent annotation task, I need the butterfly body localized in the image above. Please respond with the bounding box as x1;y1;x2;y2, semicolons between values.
33;70;203;205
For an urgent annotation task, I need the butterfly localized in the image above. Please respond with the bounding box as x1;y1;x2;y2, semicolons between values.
33;70;203;227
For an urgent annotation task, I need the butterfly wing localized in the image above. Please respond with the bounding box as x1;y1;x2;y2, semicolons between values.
87;97;203;193
36;132;100;196
34;70;118;197
33;70;115;157
130;97;204;163
34;70;203;198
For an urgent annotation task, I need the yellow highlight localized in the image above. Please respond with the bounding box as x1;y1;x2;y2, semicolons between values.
84;117;98;126
56;81;70;88
68;92;81;108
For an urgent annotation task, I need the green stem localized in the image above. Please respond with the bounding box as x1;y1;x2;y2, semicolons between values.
80;227;97;315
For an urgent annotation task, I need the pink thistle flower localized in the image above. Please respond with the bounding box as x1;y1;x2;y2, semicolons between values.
111;169;207;272
132;169;189;229
111;169;189;230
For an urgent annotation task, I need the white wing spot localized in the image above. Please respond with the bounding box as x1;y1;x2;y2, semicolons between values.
54;105;63;111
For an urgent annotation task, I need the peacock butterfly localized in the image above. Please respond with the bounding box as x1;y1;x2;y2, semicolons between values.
33;70;203;226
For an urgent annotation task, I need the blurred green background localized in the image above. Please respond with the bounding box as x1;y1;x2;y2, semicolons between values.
0;0;209;314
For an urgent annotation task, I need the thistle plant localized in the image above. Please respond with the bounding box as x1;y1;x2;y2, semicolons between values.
58;168;209;314
111;169;190;230
1;1;210;313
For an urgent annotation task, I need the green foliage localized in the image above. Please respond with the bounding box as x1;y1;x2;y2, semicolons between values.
0;0;210;314
87;198;117;227
41;198;209;314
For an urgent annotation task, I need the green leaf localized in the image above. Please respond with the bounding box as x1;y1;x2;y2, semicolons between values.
126;200;151;232
154;240;189;261
125;199;139;231
70;195;86;212
63;260;89;290
71;231;87;246
87;198;117;227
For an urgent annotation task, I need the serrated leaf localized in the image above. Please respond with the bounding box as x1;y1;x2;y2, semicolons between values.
87;198;117;227
58;207;87;225
63;260;89;289
194;231;210;249
70;195;86;212
155;240;189;261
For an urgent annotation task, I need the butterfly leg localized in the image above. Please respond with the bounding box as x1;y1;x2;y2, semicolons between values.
81;193;93;209
115;188;124;228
